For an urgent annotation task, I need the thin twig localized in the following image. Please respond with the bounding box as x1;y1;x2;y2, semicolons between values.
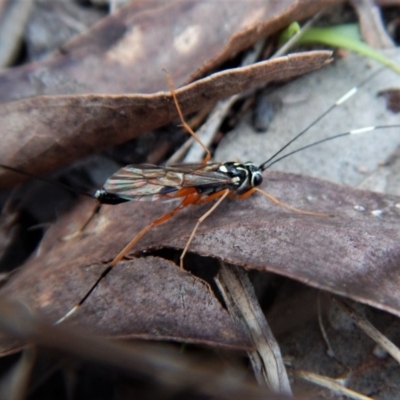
215;262;292;395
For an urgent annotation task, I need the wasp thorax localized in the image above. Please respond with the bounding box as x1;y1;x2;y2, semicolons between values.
218;162;263;192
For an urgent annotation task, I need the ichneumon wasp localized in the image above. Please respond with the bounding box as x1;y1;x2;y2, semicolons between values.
1;57;399;324
58;63;400;323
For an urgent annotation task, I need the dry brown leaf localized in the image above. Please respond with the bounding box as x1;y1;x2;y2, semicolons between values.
0;255;250;355
0;51;332;188
0;0;343;103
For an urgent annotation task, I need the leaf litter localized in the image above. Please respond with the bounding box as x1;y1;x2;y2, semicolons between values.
0;0;343;103
1;1;400;397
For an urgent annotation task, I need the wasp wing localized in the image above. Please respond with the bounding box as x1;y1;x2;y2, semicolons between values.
102;163;234;201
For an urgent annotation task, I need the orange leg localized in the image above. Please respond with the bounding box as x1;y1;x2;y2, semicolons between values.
56;192;202;324
166;74;211;164
110;192;201;267
179;189;230;268
112;188;231;271
239;187;332;217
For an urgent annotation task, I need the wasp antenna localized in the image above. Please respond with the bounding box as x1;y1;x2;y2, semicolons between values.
263;125;400;170
258;68;385;171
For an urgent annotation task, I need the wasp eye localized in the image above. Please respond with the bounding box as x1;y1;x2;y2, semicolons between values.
252;173;263;187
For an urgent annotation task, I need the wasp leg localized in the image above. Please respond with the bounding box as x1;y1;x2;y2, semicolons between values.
179;189;230;269
239;187;332;217
62;202;102;241
110;191;201;267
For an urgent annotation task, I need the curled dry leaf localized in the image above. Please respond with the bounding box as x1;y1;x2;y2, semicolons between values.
0;51;332;188
0;0;343;102
2;171;400;354
0;256;251;356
